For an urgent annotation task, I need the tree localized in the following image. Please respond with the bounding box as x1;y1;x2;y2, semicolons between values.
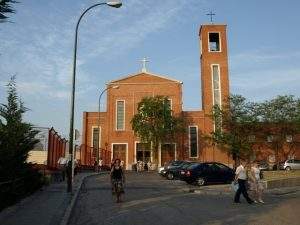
258;95;300;170
0;76;38;181
0;0;18;22
209;95;260;167
131;96;185;164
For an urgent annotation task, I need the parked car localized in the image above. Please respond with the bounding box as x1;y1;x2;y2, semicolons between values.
159;160;185;176
164;161;197;180
158;166;165;175
283;159;300;170
164;160;185;170
180;162;235;186
257;161;269;171
272;161;285;170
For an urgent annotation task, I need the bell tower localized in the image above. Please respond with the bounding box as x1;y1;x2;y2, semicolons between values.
199;24;230;115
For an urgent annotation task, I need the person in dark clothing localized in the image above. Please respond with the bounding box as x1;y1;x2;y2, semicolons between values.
234;161;253;204
110;159;125;202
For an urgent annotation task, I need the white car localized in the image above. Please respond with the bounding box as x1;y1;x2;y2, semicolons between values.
284;159;300;170
158;166;165;174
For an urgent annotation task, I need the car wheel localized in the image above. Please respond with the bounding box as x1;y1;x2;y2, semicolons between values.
196;177;205;186
285;166;291;171
167;173;174;180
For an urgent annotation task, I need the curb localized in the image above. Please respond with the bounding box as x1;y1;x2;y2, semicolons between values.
265;177;300;189
59;172;109;225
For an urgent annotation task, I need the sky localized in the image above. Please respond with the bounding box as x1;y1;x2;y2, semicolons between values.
0;0;300;139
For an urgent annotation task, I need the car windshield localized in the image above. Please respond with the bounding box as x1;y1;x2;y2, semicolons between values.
170;160;184;166
187;163;201;170
180;162;193;169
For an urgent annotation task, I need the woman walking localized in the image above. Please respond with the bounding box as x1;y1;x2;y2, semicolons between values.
249;162;264;203
110;159;125;203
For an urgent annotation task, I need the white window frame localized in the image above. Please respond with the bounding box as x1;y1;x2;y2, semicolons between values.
111;143;128;170
91;126;101;148
167;98;172;110
134;141;153;164
208;32;222;52
189;125;198;158
211;64;222;107
115;100;125;131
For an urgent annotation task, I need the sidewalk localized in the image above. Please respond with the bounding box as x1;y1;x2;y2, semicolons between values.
0;172;95;225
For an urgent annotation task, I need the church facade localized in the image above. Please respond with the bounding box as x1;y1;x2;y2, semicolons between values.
81;24;233;169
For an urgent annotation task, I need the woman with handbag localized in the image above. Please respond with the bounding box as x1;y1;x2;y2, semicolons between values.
249;162;264;203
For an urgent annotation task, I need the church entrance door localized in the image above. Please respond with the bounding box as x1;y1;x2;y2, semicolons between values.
112;144;127;169
136;143;151;163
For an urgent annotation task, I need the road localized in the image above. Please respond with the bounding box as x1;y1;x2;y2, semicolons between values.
69;172;300;225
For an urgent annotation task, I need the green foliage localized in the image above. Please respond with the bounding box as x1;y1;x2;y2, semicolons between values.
210;95;259;163
209;94;300;167
0;0;18;21
0;76;39;181
131;96;185;160
258;95;300;168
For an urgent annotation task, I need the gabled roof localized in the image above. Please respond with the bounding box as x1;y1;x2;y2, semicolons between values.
108;71;183;84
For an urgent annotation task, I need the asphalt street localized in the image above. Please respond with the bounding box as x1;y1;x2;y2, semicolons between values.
69;172;300;225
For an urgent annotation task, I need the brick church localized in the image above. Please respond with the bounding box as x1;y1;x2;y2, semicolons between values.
81;24;233;170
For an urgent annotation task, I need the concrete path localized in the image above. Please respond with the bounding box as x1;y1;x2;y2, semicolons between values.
69;172;300;225
0;172;95;225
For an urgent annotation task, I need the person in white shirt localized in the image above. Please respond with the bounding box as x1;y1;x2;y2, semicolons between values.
57;157;67;181
98;158;103;172
234;160;253;204
250;162;264;203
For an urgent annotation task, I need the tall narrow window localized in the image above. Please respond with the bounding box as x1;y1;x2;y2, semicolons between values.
189;126;198;158
92;127;99;148
166;99;172;110
212;65;221;107
116;100;125;130
209;33;220;52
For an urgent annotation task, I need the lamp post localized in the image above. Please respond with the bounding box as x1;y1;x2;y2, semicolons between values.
97;85;119;167
67;1;122;193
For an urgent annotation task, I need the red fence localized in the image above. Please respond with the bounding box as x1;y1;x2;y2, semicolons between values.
47;127;67;169
79;144;111;166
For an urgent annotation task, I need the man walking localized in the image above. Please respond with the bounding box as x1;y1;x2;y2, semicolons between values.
234;160;253;204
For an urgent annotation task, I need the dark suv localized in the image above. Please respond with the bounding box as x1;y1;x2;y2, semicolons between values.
180;162;235;186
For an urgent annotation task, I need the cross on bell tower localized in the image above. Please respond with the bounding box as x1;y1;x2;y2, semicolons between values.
206;11;215;24
140;57;149;72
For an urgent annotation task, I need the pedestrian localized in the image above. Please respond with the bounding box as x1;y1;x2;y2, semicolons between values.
147;161;152;171
57;157;67;181
94;160;97;172
110;159;125;203
144;161;148;171
137;160;141;172
234;160;254;204
120;159;125;168
249;162;264;203
98;158;103;172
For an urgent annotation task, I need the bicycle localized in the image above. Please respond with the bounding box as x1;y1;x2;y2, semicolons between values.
113;180;124;203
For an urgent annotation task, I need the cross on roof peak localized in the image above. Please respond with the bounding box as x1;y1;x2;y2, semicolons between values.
206;11;215;24
140;57;149;72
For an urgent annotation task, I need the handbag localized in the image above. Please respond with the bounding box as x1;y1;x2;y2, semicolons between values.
259;170;264;179
231;181;239;192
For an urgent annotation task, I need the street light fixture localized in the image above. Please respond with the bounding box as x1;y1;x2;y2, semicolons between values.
97;85;119;166
67;1;122;193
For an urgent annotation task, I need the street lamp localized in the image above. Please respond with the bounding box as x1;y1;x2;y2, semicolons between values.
67;1;122;193
97;85;119;166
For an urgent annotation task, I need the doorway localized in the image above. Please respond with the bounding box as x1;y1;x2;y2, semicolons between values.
136;142;151;163
112;143;127;169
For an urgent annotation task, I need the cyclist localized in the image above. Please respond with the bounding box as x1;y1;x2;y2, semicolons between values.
110;158;125;203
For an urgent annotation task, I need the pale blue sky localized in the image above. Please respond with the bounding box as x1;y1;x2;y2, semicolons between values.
0;0;300;138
